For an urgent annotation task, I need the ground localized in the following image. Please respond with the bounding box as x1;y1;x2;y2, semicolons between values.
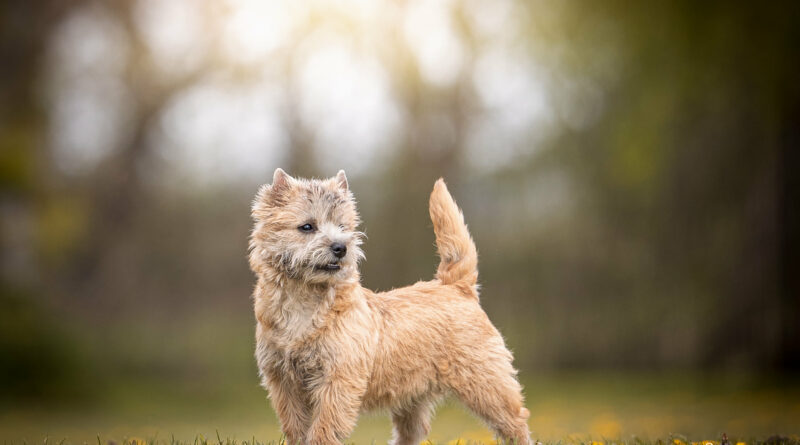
1;372;798;444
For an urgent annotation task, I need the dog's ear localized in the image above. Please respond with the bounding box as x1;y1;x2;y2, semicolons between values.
253;168;293;213
273;168;293;194
336;170;348;192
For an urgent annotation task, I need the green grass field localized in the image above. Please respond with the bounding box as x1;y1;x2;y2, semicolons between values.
2;372;798;445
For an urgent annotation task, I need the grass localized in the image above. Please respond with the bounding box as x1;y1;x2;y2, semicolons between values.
2;372;799;445
5;435;800;445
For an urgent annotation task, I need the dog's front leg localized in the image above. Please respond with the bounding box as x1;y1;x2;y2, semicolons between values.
267;379;311;445
306;377;366;445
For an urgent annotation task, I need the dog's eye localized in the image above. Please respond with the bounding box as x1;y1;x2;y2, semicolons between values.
298;223;315;233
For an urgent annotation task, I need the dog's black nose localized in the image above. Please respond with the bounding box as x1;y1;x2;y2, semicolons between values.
331;242;347;258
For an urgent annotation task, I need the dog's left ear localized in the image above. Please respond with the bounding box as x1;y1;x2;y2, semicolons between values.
336;170;348;191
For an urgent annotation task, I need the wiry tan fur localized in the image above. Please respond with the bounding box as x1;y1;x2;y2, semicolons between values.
249;169;531;445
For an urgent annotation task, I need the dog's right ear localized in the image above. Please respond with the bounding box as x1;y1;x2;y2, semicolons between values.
272;168;292;194
252;168;294;216
270;168;294;205
268;168;294;204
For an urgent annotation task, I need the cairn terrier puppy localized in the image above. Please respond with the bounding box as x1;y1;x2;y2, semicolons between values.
249;168;531;445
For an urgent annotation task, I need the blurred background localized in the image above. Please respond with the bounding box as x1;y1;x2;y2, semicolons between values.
1;0;799;442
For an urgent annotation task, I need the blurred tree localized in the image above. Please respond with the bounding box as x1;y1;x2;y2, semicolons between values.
3;0;800;408
0;0;92;402
517;0;800;369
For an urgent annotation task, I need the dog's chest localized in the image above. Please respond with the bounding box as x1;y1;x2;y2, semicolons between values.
274;295;324;344
274;311;311;345
260;298;329;388
262;331;326;391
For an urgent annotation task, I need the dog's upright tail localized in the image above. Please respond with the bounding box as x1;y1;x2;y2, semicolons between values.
429;179;478;293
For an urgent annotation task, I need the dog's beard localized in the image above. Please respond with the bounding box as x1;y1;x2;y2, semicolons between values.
273;246;363;285
256;230;365;286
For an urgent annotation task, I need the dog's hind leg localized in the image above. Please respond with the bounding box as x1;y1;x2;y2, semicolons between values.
389;397;436;445
450;366;532;445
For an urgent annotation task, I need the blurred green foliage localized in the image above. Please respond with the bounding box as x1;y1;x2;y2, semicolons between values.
0;287;91;404
0;0;798;431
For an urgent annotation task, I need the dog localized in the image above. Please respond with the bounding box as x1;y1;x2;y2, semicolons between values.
249;168;531;445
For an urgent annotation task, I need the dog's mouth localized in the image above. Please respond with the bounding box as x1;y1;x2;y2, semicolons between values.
314;262;341;272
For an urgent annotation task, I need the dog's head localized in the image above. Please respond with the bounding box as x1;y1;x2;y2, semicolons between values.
250;168;364;286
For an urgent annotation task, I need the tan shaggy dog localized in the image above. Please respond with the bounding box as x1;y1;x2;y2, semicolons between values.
249;168;531;445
